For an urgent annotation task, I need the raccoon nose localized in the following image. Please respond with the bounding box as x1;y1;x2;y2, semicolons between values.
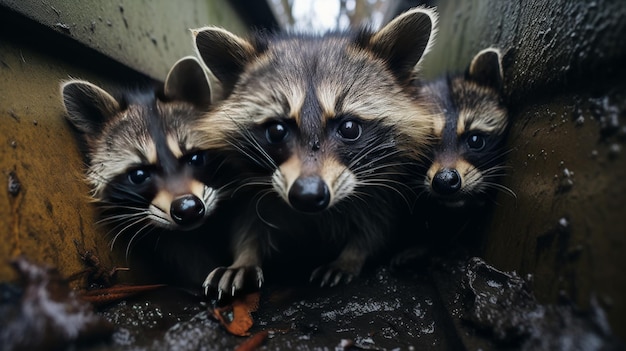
432;169;462;195
171;195;206;226
288;176;331;213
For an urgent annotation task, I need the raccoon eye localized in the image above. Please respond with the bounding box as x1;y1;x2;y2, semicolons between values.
128;168;150;184
467;134;486;150
266;122;288;144
186;151;206;167
338;120;362;141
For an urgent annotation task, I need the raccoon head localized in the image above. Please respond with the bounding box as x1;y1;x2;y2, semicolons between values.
61;56;219;231
424;48;510;208
193;7;438;213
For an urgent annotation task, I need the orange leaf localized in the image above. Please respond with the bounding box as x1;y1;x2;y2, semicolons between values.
79;284;166;306
234;330;269;351
212;292;260;336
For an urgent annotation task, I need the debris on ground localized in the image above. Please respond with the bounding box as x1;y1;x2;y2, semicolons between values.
0;256;114;351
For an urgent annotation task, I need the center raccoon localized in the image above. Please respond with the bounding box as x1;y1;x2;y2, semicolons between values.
192;7;439;299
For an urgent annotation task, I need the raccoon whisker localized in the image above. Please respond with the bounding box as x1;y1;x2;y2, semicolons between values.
347;142;400;171
344;141;391;168
108;215;151;251
351;152;409;178
356;172;415;195
356;179;415;207
230;177;273;196
498;147;516;158
481;181;517;199
255;190;280;230
480;172;508;180
87;173;150;204
105;188;149;204
232;119;277;170
349;189;395;209
358;176;414;191
477;166;509;180
227;139;274;170
125;222;155;261
100;212;150;239
481;164;510;173
96;211;148;226
413;187;431;201
351;163;410;179
96;204;150;213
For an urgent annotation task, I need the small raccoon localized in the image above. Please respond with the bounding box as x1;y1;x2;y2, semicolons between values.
61;56;227;285
192;7;438;298
418;48;512;209
393;48;513;267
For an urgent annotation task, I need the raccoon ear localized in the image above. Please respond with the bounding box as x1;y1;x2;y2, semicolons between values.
467;48;504;90
60;80;121;136
366;6;438;83
164;56;212;109
192;26;256;97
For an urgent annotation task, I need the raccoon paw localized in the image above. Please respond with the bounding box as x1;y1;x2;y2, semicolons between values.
390;246;432;271
202;265;264;300
309;264;357;288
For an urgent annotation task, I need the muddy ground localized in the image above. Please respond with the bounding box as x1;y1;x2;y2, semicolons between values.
2;247;623;351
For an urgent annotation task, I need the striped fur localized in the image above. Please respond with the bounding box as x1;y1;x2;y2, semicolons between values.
193;7;439;298
417;48;513;208
61;57;225;267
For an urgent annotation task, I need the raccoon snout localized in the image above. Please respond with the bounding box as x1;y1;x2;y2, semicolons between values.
171;195;206;226
432;169;462;195
288;176;331;213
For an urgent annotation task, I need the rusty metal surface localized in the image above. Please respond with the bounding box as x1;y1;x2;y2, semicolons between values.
0;30;133;283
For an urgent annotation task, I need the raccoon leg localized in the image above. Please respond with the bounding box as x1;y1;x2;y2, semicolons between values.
202;235;263;300
310;243;367;288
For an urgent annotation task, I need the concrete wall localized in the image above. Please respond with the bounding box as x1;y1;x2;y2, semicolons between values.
415;0;626;337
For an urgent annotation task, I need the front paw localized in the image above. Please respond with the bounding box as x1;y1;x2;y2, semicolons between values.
390;245;432;271
310;263;360;288
202;265;264;300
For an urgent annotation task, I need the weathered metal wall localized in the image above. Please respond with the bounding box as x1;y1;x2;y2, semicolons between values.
0;1;250;283
0;0;248;79
416;0;626;338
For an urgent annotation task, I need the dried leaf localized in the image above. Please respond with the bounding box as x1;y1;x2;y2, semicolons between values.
212;292;260;336
79;284;166;306
235;330;269;351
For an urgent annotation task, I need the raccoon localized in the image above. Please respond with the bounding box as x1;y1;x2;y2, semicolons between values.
61;56;227;285
418;48;512;209
393;48;513;267
192;7;438;298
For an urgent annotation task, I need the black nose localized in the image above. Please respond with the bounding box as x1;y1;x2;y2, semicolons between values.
171;195;205;226
288;175;331;213
431;169;462;195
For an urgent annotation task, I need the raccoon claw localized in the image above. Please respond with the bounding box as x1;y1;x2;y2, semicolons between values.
310;265;355;288
202;265;264;300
